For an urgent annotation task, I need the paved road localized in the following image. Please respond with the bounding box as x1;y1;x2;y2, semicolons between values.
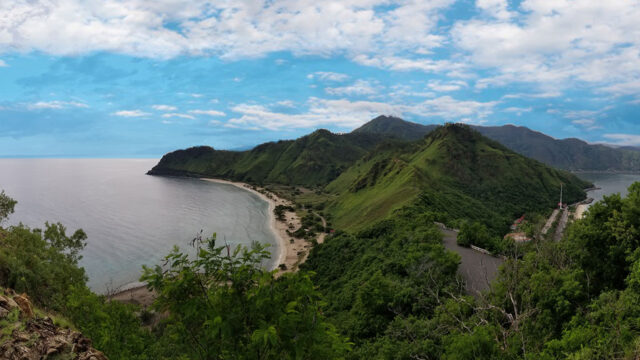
441;229;504;294
553;208;569;241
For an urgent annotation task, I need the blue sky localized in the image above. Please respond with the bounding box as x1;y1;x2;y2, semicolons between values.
1;0;639;157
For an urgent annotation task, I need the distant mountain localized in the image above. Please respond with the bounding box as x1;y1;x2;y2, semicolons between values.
148;130;390;187
352;116;640;172
472;125;640;172
327;123;590;232
352;115;437;141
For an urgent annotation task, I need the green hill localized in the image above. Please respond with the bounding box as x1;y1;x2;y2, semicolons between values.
326;124;591;232
148;130;387;187
352;116;640;172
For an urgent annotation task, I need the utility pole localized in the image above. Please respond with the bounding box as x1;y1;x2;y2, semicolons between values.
559;183;563;209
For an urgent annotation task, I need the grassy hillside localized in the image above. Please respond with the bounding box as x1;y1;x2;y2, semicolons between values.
326;124;591;232
148;130;387;187
352;116;640;172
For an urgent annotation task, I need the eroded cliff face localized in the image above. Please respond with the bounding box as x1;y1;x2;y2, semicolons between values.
0;288;107;360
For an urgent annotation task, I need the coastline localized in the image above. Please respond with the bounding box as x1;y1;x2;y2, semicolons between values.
109;177;306;305
201;178;292;270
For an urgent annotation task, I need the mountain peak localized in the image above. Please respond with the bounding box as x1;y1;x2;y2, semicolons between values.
352;115;436;140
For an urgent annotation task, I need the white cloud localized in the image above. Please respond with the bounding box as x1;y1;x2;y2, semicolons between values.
190;93;204;98
152;104;177;111
28;100;89;110
502;91;562;99
0;59;7;67
276;100;296;108
162;113;195;119
602;133;640;146
0;1;456;60
307;72;349;82
188;109;226;116
572;119;594;126
452;1;640;95
502;106;532;116
112;110;150;117
412;96;498;120
228;95;497;130
325;80;381;96
353;54;465;74
476;0;513;20
427;80;467;92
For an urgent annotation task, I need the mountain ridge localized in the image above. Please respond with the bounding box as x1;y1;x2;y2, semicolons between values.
326;123;589;232
353;116;640;172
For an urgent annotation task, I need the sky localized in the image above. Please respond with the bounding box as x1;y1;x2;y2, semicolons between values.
1;0;639;157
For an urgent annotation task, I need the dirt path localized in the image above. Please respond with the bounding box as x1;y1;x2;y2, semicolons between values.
542;209;559;235
314;211;327;244
440;228;503;294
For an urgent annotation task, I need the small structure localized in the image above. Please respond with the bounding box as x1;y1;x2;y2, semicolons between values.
504;232;531;243
510;215;526;231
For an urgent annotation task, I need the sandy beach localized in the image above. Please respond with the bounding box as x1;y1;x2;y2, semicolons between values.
201;178;308;273
109;177;308;305
575;204;588;220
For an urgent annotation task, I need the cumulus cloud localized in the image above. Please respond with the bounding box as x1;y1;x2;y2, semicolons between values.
188;109;226;116
0;0;451;59
427;80;467;92
502;106;532;116
476;0;513;20
112;110;150;117
228;95;497;130
307;72;350;82
29;101;88;110
325;80;381;96
0;59;7;67
162;113;195;119
353;54;465;74
152;104;177;111
452;0;640;95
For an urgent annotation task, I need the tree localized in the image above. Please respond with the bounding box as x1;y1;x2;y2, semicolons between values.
457;222;491;249
141;233;350;359
0;190;17;223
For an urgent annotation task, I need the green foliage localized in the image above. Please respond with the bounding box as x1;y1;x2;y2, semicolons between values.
148;130;388;187
0;190;16;223
457;222;490;248
354;115;640;172
563;182;640;293
326;124;590;233
65;286;153;359
141;233;351;359
302;210;462;356
274;204;294;221
0;221;87;310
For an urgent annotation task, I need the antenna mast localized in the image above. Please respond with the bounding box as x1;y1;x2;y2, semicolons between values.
559;183;563;208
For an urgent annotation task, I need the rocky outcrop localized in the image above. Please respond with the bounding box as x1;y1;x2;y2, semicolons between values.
0;288;107;360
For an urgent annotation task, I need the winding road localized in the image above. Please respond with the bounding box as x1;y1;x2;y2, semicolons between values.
440;228;504;294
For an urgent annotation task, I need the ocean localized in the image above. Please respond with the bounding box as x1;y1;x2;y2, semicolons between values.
576;172;640;203
0;159;279;292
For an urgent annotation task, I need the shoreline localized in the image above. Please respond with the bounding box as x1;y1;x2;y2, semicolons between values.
109;177;306;305
200;178;290;270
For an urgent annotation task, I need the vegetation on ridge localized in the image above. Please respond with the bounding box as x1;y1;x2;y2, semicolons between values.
325;124;590;237
148;130;388;187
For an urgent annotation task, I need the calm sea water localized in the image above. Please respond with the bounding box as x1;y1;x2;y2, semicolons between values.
576;172;640;203
0;159;278;292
